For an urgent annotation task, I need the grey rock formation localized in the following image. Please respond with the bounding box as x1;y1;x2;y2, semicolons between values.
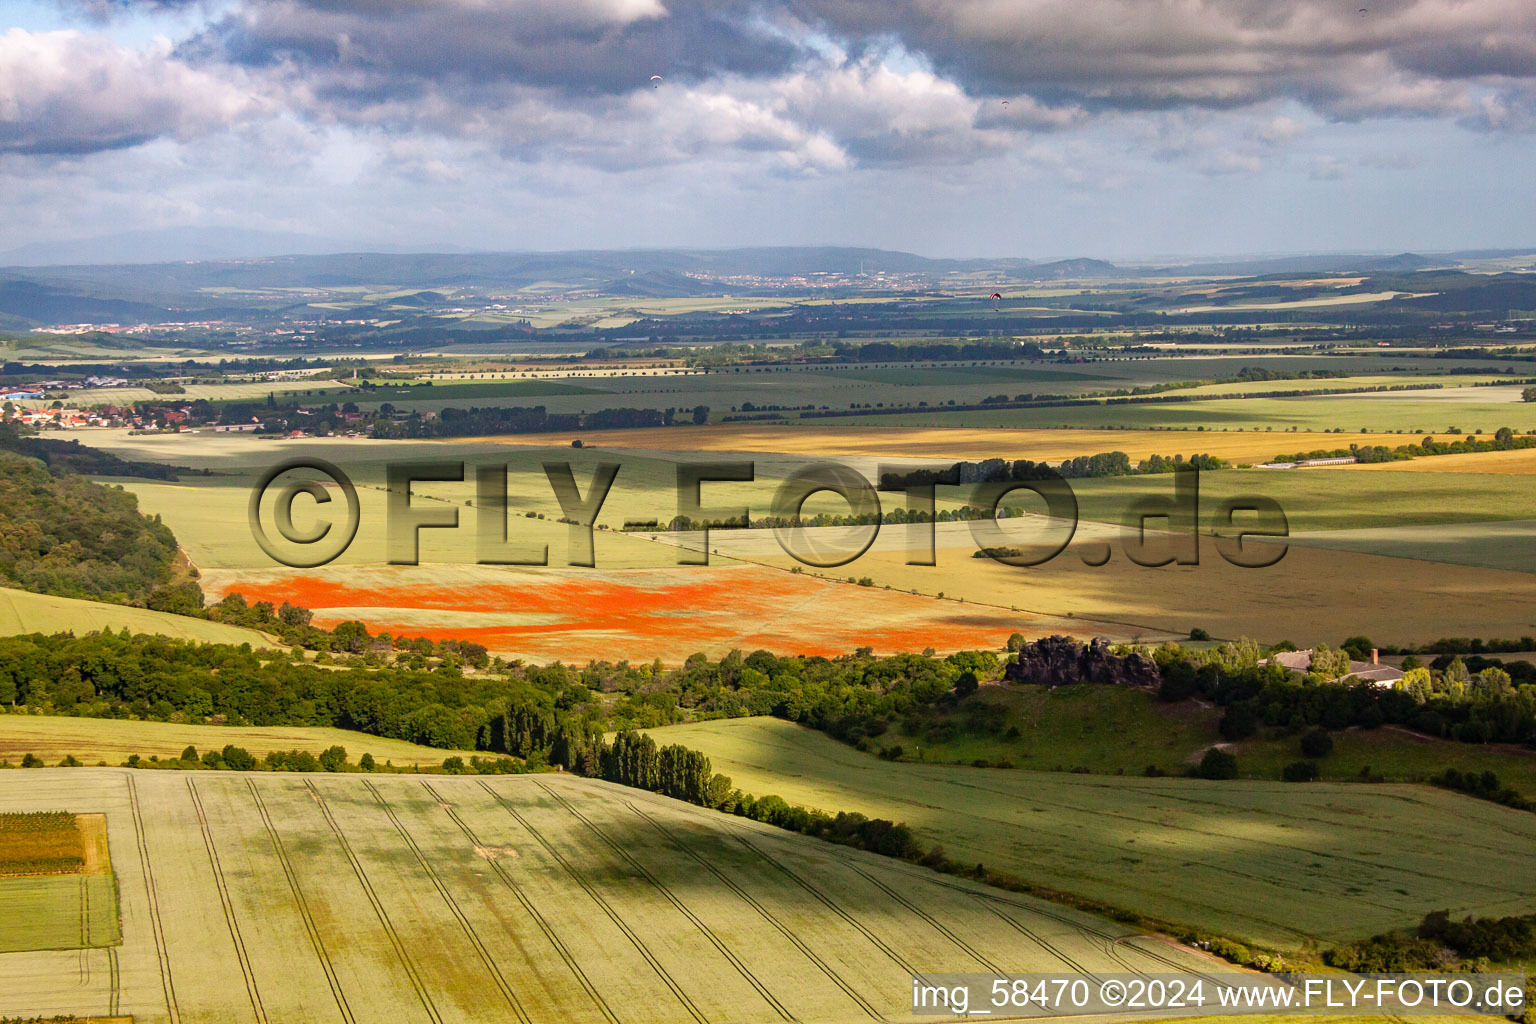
1003;635;1161;689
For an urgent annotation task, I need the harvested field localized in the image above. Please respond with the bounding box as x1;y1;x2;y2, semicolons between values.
0;587;277;647
0;769;1218;1023
1336;446;1536;474
652;718;1536;951
0;716;481;768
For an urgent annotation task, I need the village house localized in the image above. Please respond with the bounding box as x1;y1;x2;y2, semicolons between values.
1267;648;1405;687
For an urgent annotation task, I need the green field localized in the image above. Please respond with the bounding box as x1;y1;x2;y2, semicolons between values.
649;717;1536;951
0;769;1216;1023
0;874;119;953
0;587;277;647
0;715;481;768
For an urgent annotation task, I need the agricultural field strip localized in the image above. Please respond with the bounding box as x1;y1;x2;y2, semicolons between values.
185;778;267;1024
301;778;447;1024
358;778;530;1024
733;816;1234;992
124;774;180;1024
243;777;357;1024
621;800;886;1022
0;716;481;768
707;811;1216;990
681;733;1372;942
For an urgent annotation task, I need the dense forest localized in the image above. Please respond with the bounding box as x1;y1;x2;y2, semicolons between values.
0;452;184;606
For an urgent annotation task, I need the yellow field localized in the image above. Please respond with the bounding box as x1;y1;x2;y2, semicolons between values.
1337;446;1536;474
0;587;277;648
0;715;479;767
468;424;1395;463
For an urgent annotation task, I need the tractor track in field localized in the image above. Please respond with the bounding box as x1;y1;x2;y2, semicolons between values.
422;780;622;1024
722;826;919;978
363;779;531;1024
126;773;180;1024
188;778;267;1024
245;778;355;1024
478;779;710;1024
841;860;1004;974
107;945;119;1017
626;800;890;1023
720;804;1229;988
537;781;796;1023
303;779;444;1024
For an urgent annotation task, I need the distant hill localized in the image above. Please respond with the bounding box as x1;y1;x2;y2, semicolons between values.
1028;257;1120;279
1157;252;1443;276
601;269;716;297
0;280;172;327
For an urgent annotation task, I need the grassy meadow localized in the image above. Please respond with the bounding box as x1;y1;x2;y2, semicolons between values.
0;769;1216;1023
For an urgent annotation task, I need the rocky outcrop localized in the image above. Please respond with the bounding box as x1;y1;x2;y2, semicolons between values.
1003;635;1160;689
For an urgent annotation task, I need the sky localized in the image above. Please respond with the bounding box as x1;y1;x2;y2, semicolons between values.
2;0;1535;259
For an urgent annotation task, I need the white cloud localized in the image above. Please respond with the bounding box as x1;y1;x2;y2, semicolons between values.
0;27;261;154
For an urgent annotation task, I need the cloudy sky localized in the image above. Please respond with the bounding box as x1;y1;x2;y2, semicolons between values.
3;0;1535;258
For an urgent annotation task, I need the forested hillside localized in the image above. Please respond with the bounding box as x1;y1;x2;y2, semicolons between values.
0;451;188;607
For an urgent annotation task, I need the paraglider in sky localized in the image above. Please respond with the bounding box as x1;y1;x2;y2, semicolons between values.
650;75;664;89
990;292;1003;311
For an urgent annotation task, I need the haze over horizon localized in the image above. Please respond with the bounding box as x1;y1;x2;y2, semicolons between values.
4;0;1536;258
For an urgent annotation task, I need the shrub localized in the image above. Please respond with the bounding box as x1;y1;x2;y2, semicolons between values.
1282;760;1319;782
1197;748;1238;780
1219;704;1258;741
1299;728;1334;759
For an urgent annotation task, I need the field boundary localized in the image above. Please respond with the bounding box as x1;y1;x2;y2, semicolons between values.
625;800;885;1022
722;827;918;977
